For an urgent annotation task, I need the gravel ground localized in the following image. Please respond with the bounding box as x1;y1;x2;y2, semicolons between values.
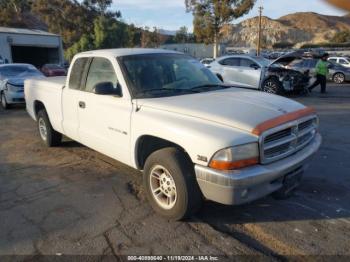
0;83;349;260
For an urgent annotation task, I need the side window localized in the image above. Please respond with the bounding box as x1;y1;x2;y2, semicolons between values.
69;57;90;90
329;58;337;63
219;58;240;66
339;59;348;65
240;58;258;68
84;57;118;93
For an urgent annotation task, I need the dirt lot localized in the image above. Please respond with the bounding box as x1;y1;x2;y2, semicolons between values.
1;84;350;259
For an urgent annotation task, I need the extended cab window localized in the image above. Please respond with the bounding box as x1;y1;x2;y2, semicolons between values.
69;57;90;90
84;57;118;93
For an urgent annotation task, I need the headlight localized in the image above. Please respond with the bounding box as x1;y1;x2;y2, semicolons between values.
209;143;259;170
6;83;22;92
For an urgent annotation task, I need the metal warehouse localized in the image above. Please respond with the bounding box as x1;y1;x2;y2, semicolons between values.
0;27;64;67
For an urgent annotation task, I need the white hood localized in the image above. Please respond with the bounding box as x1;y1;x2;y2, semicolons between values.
137;88;305;133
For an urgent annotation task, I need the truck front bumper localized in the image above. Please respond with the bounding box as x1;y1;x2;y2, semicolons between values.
195;134;322;205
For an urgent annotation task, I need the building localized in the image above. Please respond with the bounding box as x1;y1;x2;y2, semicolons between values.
160;43;226;59
0;27;64;67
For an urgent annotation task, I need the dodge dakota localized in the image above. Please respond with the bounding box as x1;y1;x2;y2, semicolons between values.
25;49;322;220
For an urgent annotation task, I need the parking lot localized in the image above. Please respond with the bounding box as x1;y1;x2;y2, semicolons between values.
1;84;350;258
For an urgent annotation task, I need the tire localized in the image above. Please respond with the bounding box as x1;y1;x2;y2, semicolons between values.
37;109;62;147
1;92;10;110
333;73;345;84
262;78;285;95
143;147;203;220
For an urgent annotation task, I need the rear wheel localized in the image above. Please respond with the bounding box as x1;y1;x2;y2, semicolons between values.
1;93;10;110
333;73;345;84
143;147;203;220
262;78;284;95
37;109;62;147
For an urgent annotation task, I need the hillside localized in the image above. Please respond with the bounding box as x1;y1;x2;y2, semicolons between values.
225;12;350;48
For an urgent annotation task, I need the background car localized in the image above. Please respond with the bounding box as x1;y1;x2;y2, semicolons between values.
41;64;67;77
328;57;350;68
291;58;350;84
209;53;310;95
0;64;44;109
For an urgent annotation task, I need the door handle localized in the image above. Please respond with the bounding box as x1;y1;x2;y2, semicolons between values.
79;101;86;109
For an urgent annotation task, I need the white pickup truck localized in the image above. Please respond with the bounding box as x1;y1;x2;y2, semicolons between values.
25;49;322;220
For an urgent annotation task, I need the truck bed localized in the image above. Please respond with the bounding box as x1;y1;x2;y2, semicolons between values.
35;76;67;86
24;76;66;133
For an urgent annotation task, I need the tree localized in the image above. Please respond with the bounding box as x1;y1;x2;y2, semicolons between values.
65;34;94;61
0;0;31;27
82;0;120;18
141;27;161;48
93;15;128;49
126;24;142;47
31;0;92;48
175;26;189;43
185;0;256;58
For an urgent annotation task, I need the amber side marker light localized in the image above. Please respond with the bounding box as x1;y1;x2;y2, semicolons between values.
252;107;316;136
209;158;259;170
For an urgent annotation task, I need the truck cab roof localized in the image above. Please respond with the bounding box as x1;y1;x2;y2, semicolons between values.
77;48;182;58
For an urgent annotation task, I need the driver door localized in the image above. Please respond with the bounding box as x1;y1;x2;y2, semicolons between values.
220;57;242;85
238;58;261;88
78;56;133;164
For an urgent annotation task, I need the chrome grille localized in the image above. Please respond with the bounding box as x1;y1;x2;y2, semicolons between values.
260;115;318;164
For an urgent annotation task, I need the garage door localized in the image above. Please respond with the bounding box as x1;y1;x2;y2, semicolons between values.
11;46;60;68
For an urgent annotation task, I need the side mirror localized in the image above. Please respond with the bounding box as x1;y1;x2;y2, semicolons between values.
93;82;122;96
250;64;260;70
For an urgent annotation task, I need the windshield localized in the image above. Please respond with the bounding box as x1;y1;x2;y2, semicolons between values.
0;65;43;78
119;53;223;98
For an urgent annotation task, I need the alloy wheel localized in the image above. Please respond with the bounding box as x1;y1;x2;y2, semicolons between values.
149;165;177;210
264;81;278;93
38;118;48;141
334;73;345;84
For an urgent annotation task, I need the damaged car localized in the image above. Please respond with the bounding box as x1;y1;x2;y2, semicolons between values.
209;52;311;95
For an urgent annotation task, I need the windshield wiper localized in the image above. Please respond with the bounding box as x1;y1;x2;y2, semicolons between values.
190;84;230;91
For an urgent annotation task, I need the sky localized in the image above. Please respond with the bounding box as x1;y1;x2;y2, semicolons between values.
113;0;347;32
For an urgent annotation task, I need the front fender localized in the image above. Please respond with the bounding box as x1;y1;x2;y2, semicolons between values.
131;106;258;168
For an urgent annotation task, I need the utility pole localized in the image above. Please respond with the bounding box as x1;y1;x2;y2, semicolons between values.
257;6;263;56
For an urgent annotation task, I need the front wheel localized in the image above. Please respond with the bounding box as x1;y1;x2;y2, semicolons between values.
37;109;62;147
143;147;203;220
333;73;345;84
1;93;10;110
262;78;284;95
